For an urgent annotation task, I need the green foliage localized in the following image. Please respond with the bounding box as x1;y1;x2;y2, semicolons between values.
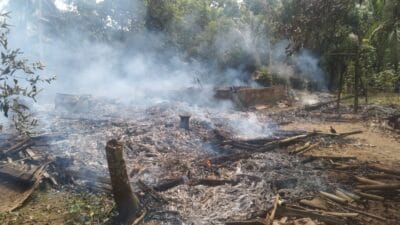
370;69;399;91
65;192;116;225
0;12;54;135
253;66;272;86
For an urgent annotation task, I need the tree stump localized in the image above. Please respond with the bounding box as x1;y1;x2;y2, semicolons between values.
106;139;143;225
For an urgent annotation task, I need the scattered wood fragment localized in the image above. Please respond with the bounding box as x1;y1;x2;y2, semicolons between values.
355;183;400;191
352;190;385;201
265;194;280;225
306;156;357;162
290;142;311;154
225;220;266;225
336;189;361;201
190;178;235;187
334;190;354;202
275;206;346;225
332;163;360;170
366;173;400;180
297;142;319;155
2;138;32;156
319;191;348;205
322;212;358;217
354;176;385;185
344;206;387;222
300;197;328;210
207;153;251;165
318;130;363;137
319;155;357;160
369;165;400;176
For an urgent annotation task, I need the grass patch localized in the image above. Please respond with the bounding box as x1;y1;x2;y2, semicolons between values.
0;189;115;225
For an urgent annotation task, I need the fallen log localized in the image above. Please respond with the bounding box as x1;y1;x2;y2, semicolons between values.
190;178;235;187
314;130;363;137
369;165;400;176
207;153;251;165
355;183;400;191
106;140;144;225
153;177;186;192
304;96;353;111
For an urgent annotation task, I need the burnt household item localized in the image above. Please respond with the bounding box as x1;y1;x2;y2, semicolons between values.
179;115;191;130
105;140;144;225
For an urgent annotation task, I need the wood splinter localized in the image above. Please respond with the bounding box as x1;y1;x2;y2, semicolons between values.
106;139;145;225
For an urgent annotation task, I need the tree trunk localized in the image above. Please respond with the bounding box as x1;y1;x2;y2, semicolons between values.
106;139;143;225
354;44;361;113
336;63;344;112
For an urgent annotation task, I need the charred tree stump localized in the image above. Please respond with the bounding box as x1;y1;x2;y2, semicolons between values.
179;115;191;130
106;140;144;225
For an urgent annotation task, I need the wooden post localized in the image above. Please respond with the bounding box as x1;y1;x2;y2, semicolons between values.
106;139;143;225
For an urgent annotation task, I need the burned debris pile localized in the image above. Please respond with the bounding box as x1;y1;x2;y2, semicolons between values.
0;93;399;225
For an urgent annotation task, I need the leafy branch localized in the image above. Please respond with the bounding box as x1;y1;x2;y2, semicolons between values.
0;12;55;136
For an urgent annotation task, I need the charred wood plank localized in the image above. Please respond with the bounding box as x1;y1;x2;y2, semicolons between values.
2;138;32;156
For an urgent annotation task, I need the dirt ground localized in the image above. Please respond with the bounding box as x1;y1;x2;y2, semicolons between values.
283;120;400;168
